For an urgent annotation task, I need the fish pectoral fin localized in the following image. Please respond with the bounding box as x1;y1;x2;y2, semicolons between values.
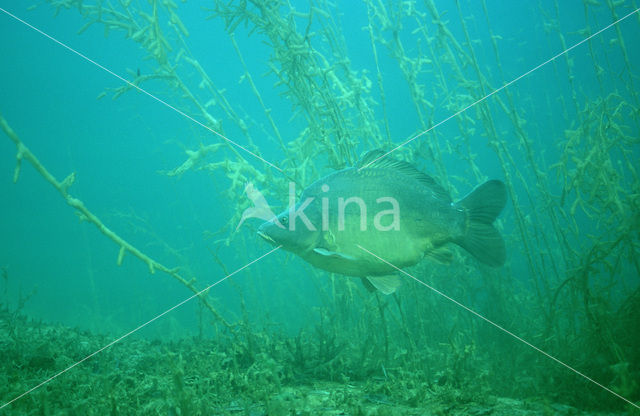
313;247;356;261
365;275;402;295
425;247;453;264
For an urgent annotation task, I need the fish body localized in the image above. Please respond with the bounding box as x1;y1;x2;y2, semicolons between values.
258;150;506;293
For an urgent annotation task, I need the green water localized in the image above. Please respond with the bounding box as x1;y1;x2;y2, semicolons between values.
0;0;639;414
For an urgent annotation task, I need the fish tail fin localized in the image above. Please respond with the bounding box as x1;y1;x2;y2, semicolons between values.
454;180;507;267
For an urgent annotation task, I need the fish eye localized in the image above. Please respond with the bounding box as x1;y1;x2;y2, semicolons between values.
280;216;289;225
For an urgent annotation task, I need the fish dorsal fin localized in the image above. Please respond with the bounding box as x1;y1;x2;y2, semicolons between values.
355;149;388;169
356;149;451;202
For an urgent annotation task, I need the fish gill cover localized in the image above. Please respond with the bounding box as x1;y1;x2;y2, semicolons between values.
0;0;639;414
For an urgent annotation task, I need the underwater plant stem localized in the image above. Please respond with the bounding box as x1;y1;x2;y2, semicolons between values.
359;244;640;410
553;0;582;121
0;113;233;329
480;1;571;316
230;34;287;156
455;2;549;304
375;293;389;362
582;2;607;99
365;5;390;144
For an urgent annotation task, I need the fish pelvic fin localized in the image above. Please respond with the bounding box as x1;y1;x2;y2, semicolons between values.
454;180;507;267
364;275;402;295
425;247;454;264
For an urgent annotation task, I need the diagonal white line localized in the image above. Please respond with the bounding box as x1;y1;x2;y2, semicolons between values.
358;7;640;170
0;7;283;173
0;245;282;410
356;244;640;410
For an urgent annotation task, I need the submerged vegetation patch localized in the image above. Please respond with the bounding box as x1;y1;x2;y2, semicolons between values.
1;302;633;415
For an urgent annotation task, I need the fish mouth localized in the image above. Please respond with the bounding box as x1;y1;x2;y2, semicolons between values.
257;231;277;245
